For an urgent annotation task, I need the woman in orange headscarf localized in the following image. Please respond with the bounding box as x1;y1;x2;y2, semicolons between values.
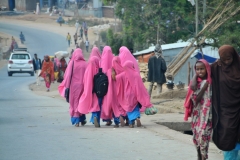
39;55;54;92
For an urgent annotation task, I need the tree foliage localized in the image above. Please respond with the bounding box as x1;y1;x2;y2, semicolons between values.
103;0;240;52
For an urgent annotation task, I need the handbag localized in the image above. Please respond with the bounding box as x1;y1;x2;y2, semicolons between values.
65;62;74;103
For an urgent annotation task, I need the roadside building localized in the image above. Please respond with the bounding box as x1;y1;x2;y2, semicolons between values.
0;0;38;11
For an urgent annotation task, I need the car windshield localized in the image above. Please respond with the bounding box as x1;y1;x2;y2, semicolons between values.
12;54;30;60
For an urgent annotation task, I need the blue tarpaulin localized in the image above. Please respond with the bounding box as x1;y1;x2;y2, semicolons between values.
191;47;219;64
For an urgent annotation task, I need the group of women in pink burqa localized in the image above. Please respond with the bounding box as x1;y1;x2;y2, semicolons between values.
58;46;153;128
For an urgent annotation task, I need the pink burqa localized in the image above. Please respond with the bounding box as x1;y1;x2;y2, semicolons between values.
116;61;152;112
90;47;101;60
119;46;140;73
100;54;122;120
64;49;87;117
77;56;100;114
100;46;114;73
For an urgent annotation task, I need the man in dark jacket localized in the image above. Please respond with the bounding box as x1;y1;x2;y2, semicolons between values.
147;44;167;97
32;53;42;85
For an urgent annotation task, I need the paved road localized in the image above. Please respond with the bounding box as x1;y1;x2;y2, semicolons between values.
0;23;222;160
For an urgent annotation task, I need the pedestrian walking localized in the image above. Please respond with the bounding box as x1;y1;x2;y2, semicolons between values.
82;21;87;30
39;55;54;92
84;27;88;39
85;39;89;52
65;48;87;127
66;33;71;47
190;45;240;160
32;53;42;85
100;47;122;127
75;20;79;33
147;44;167;97
74;33;77;44
19;32;25;44
210;45;240;160
79;27;83;40
113;60;153;128
77;56;102;127
185;59;212;160
57;57;67;83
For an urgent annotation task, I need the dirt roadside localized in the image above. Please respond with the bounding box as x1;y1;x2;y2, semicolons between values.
0;31;26;69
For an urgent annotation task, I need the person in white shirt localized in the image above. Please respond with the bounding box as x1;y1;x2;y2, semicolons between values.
85;39;89;52
75;20;79;33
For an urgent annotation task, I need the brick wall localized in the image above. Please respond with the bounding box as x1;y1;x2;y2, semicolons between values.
102;6;114;18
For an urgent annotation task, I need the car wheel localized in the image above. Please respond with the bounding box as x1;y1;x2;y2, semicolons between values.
8;72;12;76
30;72;34;76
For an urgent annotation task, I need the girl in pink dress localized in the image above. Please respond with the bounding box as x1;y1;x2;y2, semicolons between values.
184;59;212;160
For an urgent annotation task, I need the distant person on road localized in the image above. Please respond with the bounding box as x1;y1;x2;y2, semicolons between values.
74;33;77;44
32;53;42;85
19;32;25;44
66;33;71;47
84;27;88;39
79;27;83;40
184;59;212;160
65;48;88;127
39;55;54;92
57;57;67;83
85;39;89;52
147;44;167;97
57;14;64;26
75;20;79;33
10;38;18;51
82;21;87;30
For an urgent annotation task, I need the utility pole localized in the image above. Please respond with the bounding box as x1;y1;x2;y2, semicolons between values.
203;0;206;24
157;0;161;44
195;0;199;36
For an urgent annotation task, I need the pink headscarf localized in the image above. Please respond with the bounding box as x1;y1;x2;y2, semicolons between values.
123;61;152;112
112;56;124;74
77;56;100;114
119;46;140;73
184;59;212;121
101;46;114;73
90;47;101;60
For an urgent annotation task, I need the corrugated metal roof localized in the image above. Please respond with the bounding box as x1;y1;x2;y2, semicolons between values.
133;42;191;56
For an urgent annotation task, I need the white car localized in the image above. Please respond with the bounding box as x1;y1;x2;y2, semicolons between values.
7;48;34;76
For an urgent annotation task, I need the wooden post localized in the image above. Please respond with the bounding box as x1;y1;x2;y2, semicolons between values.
188;61;191;85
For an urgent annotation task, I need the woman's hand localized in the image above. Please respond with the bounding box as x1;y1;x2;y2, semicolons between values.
111;68;116;80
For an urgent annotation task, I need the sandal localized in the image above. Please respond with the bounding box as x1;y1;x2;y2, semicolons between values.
105;121;112;126
75;123;79;127
136;118;141;127
114;124;119;128
94;117;100;128
81;120;87;126
120;116;125;127
129;124;134;128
